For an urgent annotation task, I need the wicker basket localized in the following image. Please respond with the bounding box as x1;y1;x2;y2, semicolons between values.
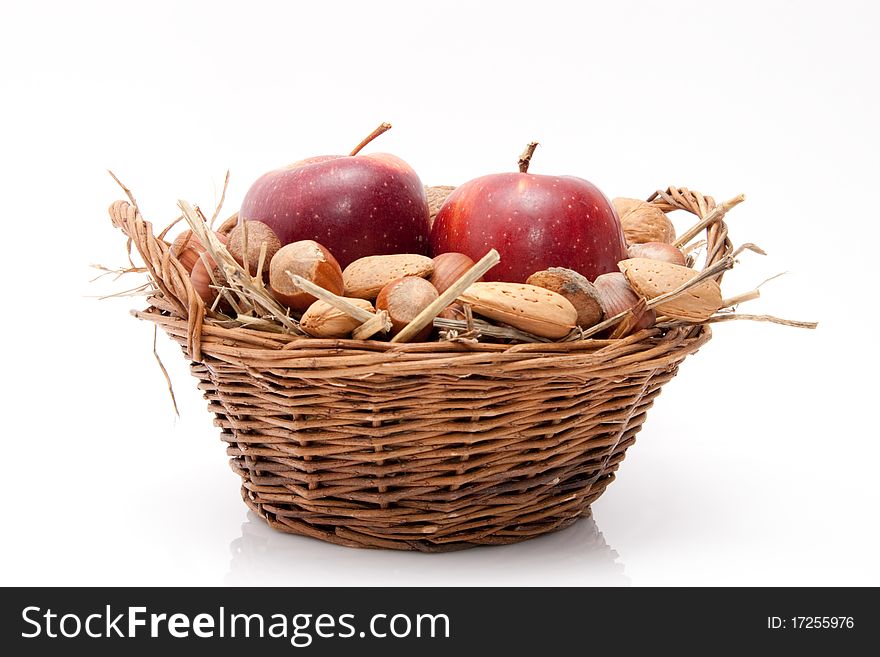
108;186;729;551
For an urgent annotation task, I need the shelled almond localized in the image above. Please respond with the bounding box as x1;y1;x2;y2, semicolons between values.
343;254;434;300
458;282;577;339
619;258;722;321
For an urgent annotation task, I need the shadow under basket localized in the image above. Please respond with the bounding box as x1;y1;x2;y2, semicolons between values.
109;187;725;552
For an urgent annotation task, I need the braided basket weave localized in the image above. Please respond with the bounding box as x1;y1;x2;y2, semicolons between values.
108;187;729;551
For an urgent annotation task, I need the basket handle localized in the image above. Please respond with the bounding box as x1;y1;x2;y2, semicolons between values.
645;187;735;279
108;200;207;361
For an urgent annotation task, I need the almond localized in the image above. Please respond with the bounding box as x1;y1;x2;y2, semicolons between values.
526;267;603;328
343;254;434;299
618;258;722;321
300;297;375;338
458;282;577;339
613;198;676;245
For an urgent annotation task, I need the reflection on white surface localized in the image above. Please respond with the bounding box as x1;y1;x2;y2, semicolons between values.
227;512;628;586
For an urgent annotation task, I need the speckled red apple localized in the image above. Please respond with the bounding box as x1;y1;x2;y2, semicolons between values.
429;143;628;283
239;124;430;269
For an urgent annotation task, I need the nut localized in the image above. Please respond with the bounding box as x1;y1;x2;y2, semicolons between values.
300;297;375;338
170;230;204;273
429;252;477;295
376;276;440;341
343;254;434;299
188;232;228;304
269;240;344;312
438;303;467;321
426;185;456;228
593;272;656;330
227;220;281;278
458;282;578;339
627;242;686;266
619;258;722;321
613;198;676;245
190;256;216;304
526;267;603;328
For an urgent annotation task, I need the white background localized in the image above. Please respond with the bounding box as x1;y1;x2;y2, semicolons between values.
1;0;877;586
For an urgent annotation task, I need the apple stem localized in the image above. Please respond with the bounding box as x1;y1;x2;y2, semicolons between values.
518;141;539;173
350;122;392;156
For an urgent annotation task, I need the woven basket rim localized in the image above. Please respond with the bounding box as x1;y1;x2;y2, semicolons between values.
134;306;711;353
137;307;712;386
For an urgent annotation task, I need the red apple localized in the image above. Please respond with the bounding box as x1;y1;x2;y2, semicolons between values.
240;123;430;269
429;143;628;283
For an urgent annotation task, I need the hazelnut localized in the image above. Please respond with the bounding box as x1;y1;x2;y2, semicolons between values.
188;232;228;304
376;276;439;341
430;252;477;295
170;230;203;273
300;298;375;338
269;241;344;312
